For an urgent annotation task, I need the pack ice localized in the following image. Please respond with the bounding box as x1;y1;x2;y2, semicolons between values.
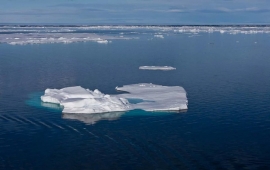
41;83;188;114
139;66;176;70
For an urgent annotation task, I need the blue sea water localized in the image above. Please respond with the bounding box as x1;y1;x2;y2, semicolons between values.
1;26;270;169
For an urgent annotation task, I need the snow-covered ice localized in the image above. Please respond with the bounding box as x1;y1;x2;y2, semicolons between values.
41;83;188;114
139;66;176;70
41;86;130;113
2;25;270;45
0;33;128;45
97;39;109;44
154;35;164;38
116;83;187;111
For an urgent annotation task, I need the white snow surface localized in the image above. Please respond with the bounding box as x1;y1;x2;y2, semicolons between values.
116;83;188;111
154;34;164;38
2;26;270;45
139;66;176;70
0;33;128;45
41;86;130;113
41;83;188;114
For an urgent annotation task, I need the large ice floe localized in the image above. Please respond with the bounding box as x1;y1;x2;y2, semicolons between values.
116;84;187;111
139;66;176;71
41;83;187;114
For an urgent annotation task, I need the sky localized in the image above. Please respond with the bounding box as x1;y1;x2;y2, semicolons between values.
0;0;270;25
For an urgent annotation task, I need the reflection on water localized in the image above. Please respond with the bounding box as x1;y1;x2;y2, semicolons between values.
62;112;125;124
41;102;63;110
26;92;185;125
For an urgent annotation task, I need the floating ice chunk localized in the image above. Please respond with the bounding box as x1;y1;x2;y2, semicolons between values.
154;35;164;38
139;66;176;70
41;86;130;114
220;30;225;34
116;83;188;111
96;39;109;44
41;83;188;114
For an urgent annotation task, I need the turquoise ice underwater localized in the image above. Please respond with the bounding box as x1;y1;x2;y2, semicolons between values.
1;26;270;169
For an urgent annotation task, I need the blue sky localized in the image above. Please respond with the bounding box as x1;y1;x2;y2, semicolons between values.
1;0;270;24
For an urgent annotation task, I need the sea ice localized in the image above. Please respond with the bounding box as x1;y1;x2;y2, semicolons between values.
139;66;176;70
154;35;164;38
0;33;128;45
97;39;109;44
41;86;130;113
116;83;187;111
41;83;187;114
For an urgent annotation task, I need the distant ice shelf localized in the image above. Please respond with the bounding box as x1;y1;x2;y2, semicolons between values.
41;83;187;114
139;66;176;70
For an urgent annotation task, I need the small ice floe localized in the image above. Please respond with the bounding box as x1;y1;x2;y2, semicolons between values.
96;39;109;44
220;30;225;34
154;35;164;38
41;83;187;114
139;66;176;71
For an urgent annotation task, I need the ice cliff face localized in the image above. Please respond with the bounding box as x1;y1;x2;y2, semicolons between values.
41;84;188;114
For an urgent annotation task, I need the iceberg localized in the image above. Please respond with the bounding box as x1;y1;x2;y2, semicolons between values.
41;83;188;114
41;86;130;113
139;66;176;70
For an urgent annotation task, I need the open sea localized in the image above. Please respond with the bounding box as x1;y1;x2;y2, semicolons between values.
0;25;270;169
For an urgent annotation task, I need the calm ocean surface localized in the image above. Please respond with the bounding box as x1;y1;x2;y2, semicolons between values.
1;26;270;169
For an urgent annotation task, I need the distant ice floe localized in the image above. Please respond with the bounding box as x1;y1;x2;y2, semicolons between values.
139;66;176;71
41;83;187;114
0;33;127;45
172;26;270;34
154;34;164;38
97;39;109;44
